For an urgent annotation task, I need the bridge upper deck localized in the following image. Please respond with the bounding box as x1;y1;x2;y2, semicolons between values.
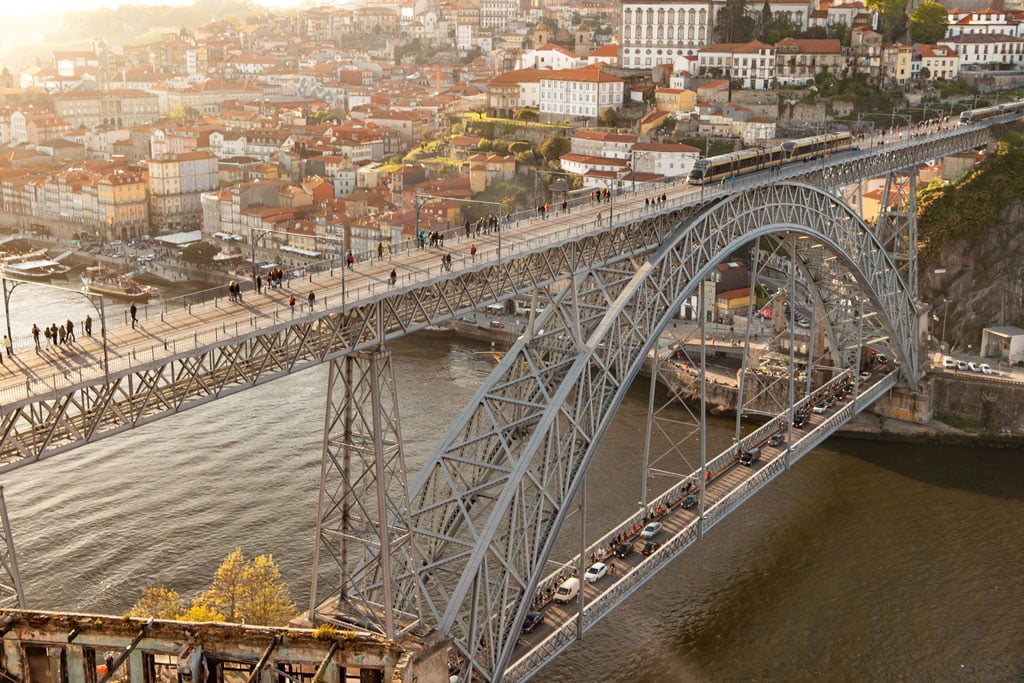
0;120;1002;471
0;121;994;404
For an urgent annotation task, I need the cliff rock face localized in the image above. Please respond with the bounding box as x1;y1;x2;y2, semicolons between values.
917;127;1024;352
920;200;1024;351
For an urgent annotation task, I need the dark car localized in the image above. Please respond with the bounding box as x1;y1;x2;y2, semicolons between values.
521;611;544;633
739;447;761;466
768;433;786;448
641;541;661;556
614;542;633;559
793;414;807;429
681;494;698;510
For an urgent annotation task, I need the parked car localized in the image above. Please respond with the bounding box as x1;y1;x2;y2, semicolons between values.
956;360;969;371
793;414;807;429
640;521;662;539
584;562;607;583
942;357;956;369
768;433;786;448
968;362;981;373
641;541;661;556
614;542;633;559
681;494;698;510
489;320;504;329
521;611;544;633
980;363;994;375
812;404;828;414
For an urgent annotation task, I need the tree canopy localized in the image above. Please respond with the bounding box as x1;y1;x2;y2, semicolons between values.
865;0;909;41
910;2;949;45
537;135;570;162
127;585;184;619
714;0;756;43
128;549;298;627
181;241;219;266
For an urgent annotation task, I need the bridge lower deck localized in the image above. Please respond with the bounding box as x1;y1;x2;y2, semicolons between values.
503;368;898;681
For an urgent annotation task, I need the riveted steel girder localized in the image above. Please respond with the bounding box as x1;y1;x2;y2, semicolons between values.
395;183;917;681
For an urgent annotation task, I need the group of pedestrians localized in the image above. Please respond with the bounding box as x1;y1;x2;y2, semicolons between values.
644;194;669;210
28;319;91;353
465;214;503;238
589;188;611;205
227;281;245;303
440;253;453;272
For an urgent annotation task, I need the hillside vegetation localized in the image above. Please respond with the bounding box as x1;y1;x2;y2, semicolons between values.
918;124;1024;348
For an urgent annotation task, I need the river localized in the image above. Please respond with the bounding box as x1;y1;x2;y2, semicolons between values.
1;286;1022;681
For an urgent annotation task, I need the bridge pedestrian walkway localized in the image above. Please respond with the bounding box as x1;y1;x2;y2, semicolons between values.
0;181;704;407
503;368;899;681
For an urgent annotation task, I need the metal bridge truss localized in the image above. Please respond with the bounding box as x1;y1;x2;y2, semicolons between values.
0;209;701;473
372;182;919;681
309;343;419;640
0;122;993;473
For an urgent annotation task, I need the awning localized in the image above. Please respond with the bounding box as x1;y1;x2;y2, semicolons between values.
280;245;322;257
155;230;203;247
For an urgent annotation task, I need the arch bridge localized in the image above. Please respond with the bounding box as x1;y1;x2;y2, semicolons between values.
0;119;1012;679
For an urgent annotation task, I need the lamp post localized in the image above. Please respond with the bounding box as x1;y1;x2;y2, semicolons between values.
941;298;950;351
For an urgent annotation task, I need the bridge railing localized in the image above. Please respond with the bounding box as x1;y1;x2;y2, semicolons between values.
509;369;879;681
0;181;739;408
529;369;853;610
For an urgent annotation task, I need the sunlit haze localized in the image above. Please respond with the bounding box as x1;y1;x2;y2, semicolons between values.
4;0;308;18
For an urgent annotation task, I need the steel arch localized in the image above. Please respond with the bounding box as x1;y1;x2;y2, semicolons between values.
393;183;918;680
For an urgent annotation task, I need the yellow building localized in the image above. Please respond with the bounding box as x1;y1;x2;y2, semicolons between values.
654;87;697;118
96;170;148;240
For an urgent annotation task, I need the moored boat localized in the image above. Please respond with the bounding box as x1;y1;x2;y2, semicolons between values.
1;259;70;280
84;276;152;302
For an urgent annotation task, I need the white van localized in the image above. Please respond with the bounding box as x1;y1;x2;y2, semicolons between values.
553;577;580;604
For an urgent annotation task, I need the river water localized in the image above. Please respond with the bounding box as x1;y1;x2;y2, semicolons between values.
2;287;1023;681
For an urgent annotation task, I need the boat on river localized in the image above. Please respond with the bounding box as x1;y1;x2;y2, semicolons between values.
84;275;152;302
1;259;71;280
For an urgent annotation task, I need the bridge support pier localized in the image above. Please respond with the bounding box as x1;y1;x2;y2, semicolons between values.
0;487;25;609
309;346;418;639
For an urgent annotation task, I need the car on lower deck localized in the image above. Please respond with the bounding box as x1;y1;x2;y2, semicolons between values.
521;611;544;633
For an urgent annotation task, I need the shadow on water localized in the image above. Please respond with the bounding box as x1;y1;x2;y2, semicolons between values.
829;434;1024;501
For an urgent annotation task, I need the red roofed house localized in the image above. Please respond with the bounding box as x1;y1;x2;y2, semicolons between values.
538;65;624;122
697;41;776;90
774;38;844;86
467;154;515;192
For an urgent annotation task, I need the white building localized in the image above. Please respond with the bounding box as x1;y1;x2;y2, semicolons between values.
620;0;714;69
515;44;583;71
697;40;776;89
946;8;1024;38
917;44;960;80
538;66;624;120
938;33;1024;69
570;131;638;160
629;141;700;178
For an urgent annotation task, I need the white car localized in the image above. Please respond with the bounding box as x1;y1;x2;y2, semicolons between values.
968;362;981;373
942;357;956;369
979;363;994;375
640;522;662;539
812;404;828;414
584;562;607;583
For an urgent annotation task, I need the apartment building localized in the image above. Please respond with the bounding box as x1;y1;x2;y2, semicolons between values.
148;151;220;232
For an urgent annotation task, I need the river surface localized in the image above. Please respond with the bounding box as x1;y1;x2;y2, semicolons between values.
2;288;1022;682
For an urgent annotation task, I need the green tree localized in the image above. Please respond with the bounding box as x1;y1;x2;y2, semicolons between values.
127;585;184;619
508;141;532;155
194;549;297;626
865;0;908;41
909;1;948;44
512;108;539;122
598;108;619;127
758;0;773;41
180;604;226;622
537;135;570;161
181;241;219;266
239;554;298;626
920;66;931;80
194;547;247;621
714;0;755;42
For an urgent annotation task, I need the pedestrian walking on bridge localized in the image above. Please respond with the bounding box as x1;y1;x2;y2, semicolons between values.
32;324;40;352
66;319;75;342
130;302;138;329
307;290;316;310
2;334;11;358
84;315;92;336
